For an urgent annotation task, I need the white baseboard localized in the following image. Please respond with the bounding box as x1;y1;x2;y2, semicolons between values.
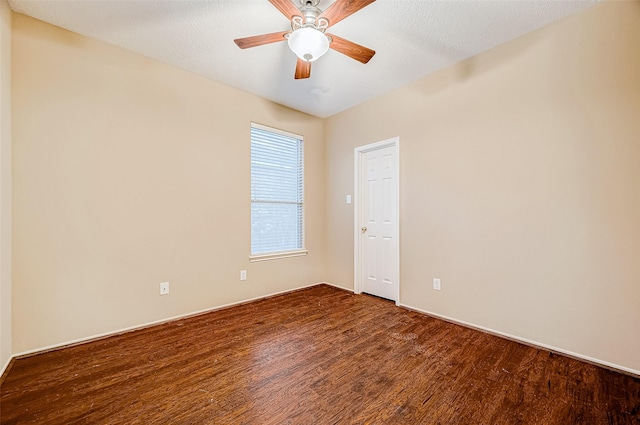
1;355;12;380
9;284;637;379
399;302;640;378
321;281;354;292
13;282;327;359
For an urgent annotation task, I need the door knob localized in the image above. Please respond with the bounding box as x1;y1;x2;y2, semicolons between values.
361;227;367;233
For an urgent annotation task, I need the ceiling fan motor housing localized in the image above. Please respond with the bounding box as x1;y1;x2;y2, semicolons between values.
292;0;328;31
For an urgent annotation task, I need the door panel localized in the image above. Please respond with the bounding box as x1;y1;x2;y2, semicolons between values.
359;144;398;301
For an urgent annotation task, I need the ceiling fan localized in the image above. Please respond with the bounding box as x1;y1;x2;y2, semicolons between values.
234;0;376;79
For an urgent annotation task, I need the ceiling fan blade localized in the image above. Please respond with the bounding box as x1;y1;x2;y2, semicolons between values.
318;0;376;28
269;0;302;20
234;31;289;49
295;58;311;79
328;34;375;63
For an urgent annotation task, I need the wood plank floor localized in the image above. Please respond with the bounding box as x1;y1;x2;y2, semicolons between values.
1;284;639;424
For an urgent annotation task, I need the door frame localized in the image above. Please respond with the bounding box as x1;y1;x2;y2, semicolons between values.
353;137;400;305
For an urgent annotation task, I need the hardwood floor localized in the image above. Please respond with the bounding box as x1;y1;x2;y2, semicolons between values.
1;284;639;424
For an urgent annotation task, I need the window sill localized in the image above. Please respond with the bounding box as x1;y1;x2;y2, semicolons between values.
249;250;308;262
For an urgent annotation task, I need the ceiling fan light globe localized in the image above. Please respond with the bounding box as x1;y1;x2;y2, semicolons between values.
288;27;329;62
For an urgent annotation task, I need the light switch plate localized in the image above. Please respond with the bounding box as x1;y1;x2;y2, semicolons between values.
433;278;441;291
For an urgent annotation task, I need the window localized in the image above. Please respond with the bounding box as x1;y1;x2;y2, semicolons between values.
250;123;305;259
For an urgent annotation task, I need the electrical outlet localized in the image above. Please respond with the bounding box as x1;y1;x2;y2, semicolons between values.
433;278;441;291
160;282;169;295
240;270;247;281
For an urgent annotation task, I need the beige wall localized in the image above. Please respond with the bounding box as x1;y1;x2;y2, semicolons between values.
12;14;326;353
325;1;640;373
0;0;11;372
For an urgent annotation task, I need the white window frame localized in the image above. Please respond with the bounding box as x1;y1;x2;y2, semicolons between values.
249;123;307;262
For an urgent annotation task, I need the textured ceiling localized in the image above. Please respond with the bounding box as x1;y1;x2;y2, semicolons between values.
9;0;602;118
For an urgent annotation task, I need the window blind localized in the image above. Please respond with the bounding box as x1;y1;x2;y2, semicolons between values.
251;125;304;255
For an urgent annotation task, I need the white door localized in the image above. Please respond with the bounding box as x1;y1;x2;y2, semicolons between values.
356;140;399;302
